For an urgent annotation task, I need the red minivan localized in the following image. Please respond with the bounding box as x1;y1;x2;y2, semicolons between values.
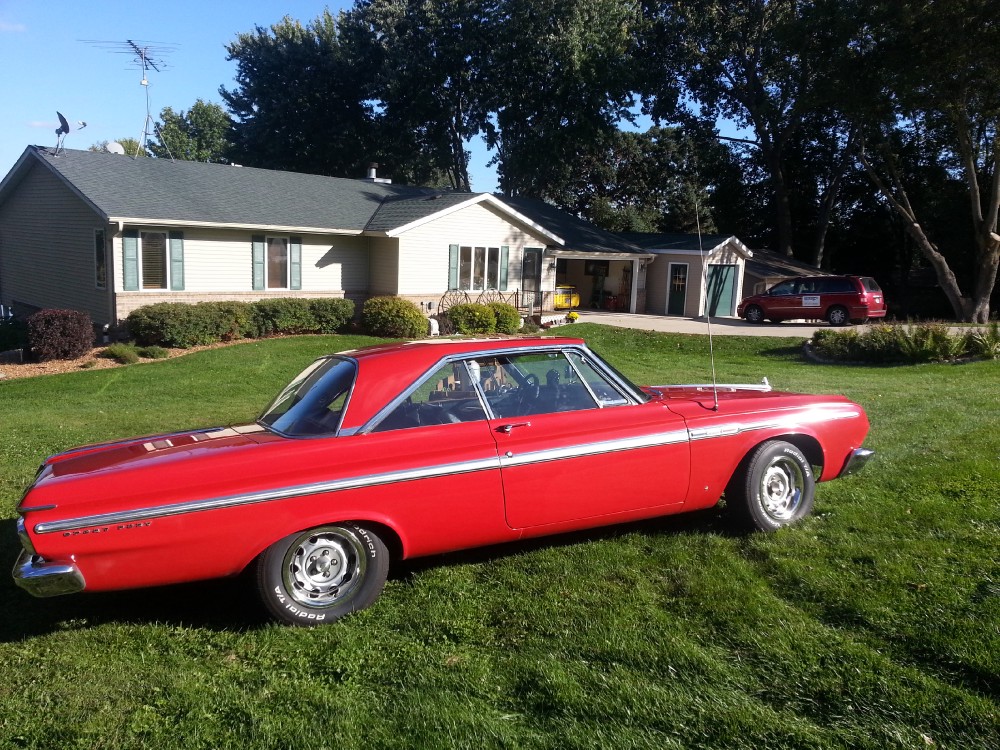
737;275;887;325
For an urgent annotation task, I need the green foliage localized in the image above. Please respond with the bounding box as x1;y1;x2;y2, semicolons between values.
487;301;521;334
100;343;141;364
127;303;225;348
967;322;1000;359
137;345;170;360
446;303;496;334
148;99;232;163
251;299;318;337
361;296;426;338
0;318;28;351
211;301;259;340
811;323;990;363
26;309;94;361
309;298;356;334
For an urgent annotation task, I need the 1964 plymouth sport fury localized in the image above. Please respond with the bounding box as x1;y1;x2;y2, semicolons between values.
13;337;873;625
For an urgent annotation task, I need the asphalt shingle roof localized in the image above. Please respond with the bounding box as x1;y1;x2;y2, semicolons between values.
501;197;646;254
365;191;481;232
617;231;735;252
17;146;439;232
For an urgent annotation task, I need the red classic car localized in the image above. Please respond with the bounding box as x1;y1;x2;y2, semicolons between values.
13;337;873;625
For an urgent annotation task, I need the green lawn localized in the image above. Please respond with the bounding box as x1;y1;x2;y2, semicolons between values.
1;326;997;749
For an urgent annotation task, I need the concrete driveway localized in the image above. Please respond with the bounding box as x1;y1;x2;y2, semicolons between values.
573;310;828;337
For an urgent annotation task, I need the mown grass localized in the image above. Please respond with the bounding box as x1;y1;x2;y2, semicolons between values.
0;326;997;749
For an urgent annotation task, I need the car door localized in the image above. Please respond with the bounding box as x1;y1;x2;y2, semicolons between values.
472;349;691;529
763;279;800;320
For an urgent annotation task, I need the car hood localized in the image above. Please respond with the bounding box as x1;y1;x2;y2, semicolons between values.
643;384;862;421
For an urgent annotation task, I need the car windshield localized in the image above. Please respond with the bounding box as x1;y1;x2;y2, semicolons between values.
258;356;357;437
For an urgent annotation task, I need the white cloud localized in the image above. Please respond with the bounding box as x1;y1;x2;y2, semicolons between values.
0;21;27;33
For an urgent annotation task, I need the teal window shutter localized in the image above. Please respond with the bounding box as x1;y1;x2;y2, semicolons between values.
499;245;509;291
252;235;265;290
448;244;459;289
123;229;139;291
169;231;185;291
290;237;302;290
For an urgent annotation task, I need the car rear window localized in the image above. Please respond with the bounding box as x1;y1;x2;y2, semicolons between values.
861;277;882;292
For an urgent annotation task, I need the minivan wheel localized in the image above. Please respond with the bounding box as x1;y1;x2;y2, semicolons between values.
827;306;849;326
744;304;765;324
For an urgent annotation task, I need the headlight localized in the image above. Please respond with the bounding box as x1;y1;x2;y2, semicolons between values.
16;517;36;555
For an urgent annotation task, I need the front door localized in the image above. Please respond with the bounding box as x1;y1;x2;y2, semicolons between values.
521;248;543;310
706;264;737;317
667;263;688;316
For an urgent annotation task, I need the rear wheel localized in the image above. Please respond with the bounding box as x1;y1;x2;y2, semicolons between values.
256;523;389;626
744;304;765;324
827;306;849;326
727;441;815;532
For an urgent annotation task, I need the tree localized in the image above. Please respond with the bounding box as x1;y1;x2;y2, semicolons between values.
89;138;148;157
343;0;495;191
487;0;642;201
220;12;381;177
148;100;232;163
641;0;855;258
848;0;1000;322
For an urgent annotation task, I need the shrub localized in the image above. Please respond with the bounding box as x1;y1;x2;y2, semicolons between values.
488;302;521;334
26;309;94;361
362;296;426;339
310;298;355;334
252;299;318;336
967;322;1000;360
127;303;223;348
447;303;496;334
0;318;28;352
137;345;170;359
212;301;258;340
101;343;140;364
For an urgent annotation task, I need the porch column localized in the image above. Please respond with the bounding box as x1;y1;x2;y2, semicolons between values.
629;259;641;313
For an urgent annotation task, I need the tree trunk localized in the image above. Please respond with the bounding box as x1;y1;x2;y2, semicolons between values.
763;147;795;256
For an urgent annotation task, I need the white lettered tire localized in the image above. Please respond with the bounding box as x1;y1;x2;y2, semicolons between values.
728;441;816;531
257;524;389;626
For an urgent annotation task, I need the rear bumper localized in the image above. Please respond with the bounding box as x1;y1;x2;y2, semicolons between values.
12;549;86;598
838;447;875;478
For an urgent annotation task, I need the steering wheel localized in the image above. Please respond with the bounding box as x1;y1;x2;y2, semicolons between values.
513;373;541;414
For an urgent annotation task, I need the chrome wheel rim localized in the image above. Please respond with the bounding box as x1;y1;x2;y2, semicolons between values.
759;457;805;521
282;527;366;608
829;308;847;325
747;306;763;322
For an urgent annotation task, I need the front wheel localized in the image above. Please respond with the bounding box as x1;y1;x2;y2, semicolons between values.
256;524;389;626
727;441;815;532
744;304;765;324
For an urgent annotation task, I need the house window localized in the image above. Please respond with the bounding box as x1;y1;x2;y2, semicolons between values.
141;231;168;289
267;237;289;289
454;245;507;291
94;229;107;290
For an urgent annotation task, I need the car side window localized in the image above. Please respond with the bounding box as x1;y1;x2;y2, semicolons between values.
373;361;487;432
476;352;600;418
565;352;630;406
769;281;795;296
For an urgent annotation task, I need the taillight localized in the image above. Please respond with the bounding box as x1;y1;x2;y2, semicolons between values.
859;292;869;305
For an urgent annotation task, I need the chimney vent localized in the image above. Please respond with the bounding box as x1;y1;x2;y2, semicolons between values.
363;162;392;184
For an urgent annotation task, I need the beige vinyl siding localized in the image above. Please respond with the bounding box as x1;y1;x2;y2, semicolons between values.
114;230;367;294
367;236;399;296
394;202;551;295
0;162;111;323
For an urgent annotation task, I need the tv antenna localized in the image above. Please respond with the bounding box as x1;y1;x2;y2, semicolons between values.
81;38;178;157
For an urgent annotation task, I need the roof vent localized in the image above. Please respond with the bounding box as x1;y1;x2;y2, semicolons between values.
363;162;392;184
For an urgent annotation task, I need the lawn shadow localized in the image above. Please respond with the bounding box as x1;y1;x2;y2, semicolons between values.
1;506;736;640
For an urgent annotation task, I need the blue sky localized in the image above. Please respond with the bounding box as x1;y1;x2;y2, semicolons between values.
0;0;501;191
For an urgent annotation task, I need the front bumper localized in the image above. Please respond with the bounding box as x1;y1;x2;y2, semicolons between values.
12;549;86;598
838;447;875;478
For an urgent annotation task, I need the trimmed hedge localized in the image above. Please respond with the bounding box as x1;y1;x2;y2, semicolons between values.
127;298;356;348
447;303;496;334
362;296;426;339
26;309;94;361
488;302;521;334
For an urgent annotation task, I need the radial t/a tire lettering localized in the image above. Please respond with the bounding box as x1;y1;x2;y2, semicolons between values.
256;523;389;626
727;440;815;532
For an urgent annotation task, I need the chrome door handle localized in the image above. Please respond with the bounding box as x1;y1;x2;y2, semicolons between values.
497;421;531;433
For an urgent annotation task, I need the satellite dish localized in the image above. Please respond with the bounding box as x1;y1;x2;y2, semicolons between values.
107;141;126;155
55;111;70;136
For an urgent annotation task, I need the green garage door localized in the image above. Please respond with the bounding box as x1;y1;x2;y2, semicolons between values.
706;264;737;317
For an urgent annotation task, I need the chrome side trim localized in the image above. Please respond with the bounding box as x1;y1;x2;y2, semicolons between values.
12;549;86;598
687;407;862;441
499;430;689;468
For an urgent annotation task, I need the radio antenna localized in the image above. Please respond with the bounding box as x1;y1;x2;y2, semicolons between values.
696;195;720;412
81;38;177;156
